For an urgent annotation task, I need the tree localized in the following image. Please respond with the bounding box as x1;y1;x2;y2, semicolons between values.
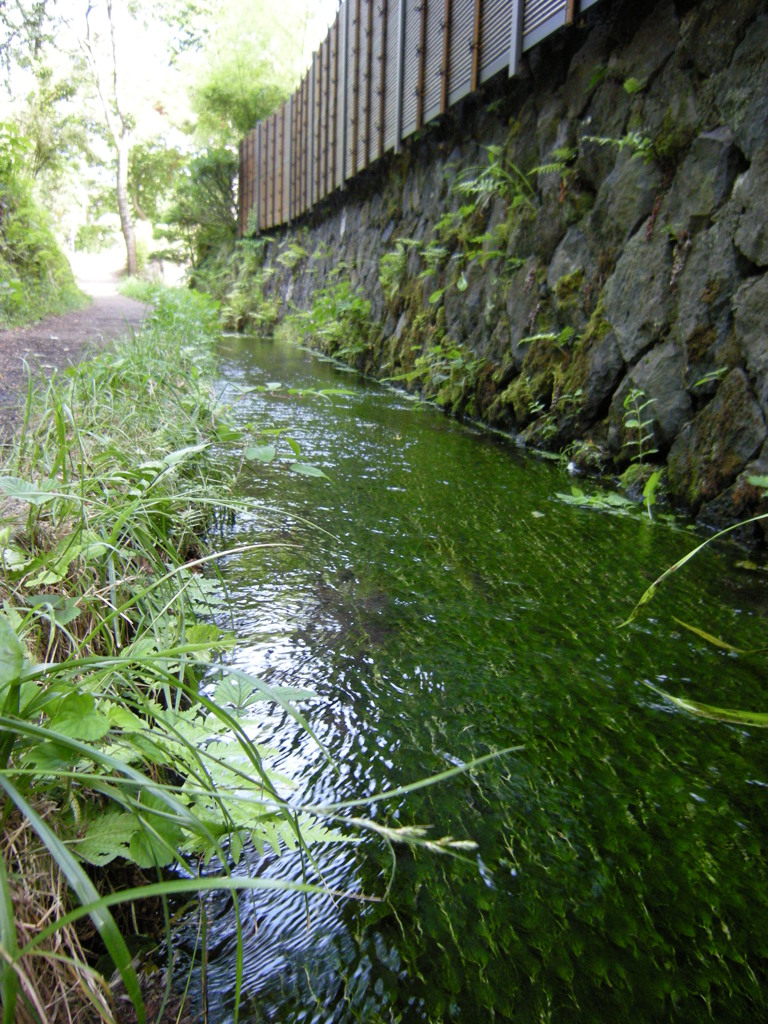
189;0;324;146
80;0;140;273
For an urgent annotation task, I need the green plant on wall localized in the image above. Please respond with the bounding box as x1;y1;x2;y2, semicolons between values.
291;279;373;360
583;129;655;163
453;145;536;212
379;238;421;303
276;240;308;269
622;388;657;463
220;241;280;334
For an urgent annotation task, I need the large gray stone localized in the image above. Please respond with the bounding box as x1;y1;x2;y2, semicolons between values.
677;220;740;344
577;330;625;428
733;142;768;267
547;227;594;292
562;21;613;119
577;82;629;191
588;149;663;254
733;273;768;417
608;340;692;459
667;368;766;510
698;439;768;533
500;258;542;370
679;0;764;76
606;0;678;87
604;228;673;363
665;128;744;233
714;14;768;160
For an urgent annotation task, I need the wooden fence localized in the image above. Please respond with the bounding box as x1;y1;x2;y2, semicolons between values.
238;0;602;235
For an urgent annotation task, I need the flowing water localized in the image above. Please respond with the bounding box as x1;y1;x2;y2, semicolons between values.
178;335;768;1023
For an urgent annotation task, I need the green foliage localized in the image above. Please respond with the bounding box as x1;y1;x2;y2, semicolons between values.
276;240;309;270
622;388;658;464
188;0;308;148
192;66;287;147
0;121;85;327
387;338;483;414
290;279;374;361
13;63;89;180
217;238;281;333
164;148;238;266
453;145;536;212
519;327;576;351
557;485;640;514
379;238;421;304
129;140;185;224
583;130;656;163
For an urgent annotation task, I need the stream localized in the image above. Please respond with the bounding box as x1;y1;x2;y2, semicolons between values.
176;334;768;1022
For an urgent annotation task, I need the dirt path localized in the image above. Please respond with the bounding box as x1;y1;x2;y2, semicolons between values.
0;251;152;439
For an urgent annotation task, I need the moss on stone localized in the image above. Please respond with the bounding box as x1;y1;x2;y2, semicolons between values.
554;268;586;310
653;111;697;169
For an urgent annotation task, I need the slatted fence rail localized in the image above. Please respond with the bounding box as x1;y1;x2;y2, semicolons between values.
238;0;600;235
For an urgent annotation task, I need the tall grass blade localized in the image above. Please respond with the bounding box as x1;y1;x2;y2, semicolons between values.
0;775;146;1024
0;853;19;1024
620;512;768;627
646;683;768;728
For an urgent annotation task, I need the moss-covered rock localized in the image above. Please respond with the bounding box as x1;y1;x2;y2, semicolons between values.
667;368;766;510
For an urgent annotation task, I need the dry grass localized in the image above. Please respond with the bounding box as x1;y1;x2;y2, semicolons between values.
3;807;115;1024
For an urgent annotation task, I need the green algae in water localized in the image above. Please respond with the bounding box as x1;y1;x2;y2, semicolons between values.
194;335;768;1023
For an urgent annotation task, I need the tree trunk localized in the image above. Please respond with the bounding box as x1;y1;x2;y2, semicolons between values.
116;130;137;275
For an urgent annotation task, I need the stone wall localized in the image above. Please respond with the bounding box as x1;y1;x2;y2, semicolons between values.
234;0;768;529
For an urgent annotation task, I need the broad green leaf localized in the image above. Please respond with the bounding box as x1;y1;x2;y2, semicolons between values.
0;545;31;571
456;272;468;293
213;421;244;442
48;693;111;741
0;476;59;505
75;811;136;866
186;623;227;646
245;444;276;463
129;791;186;868
129;830;178;868
107;704;146;731
162;442;210;467
215;675;313;711
26;531;109;586
26;595;81;627
286;436;302;457
747;475;768;492
429;289;445;304
0;616;23;687
290;463;328;479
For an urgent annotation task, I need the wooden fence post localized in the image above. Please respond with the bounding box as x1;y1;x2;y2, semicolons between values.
415;0;428;129
470;0;483;91
394;0;406;151
440;0;451;113
509;0;524;76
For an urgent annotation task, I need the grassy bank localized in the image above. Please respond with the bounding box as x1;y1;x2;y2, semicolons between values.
0;284;494;1023
0;287;339;1023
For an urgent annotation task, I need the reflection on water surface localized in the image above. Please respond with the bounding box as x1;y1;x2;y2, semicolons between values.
179;335;768;1023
